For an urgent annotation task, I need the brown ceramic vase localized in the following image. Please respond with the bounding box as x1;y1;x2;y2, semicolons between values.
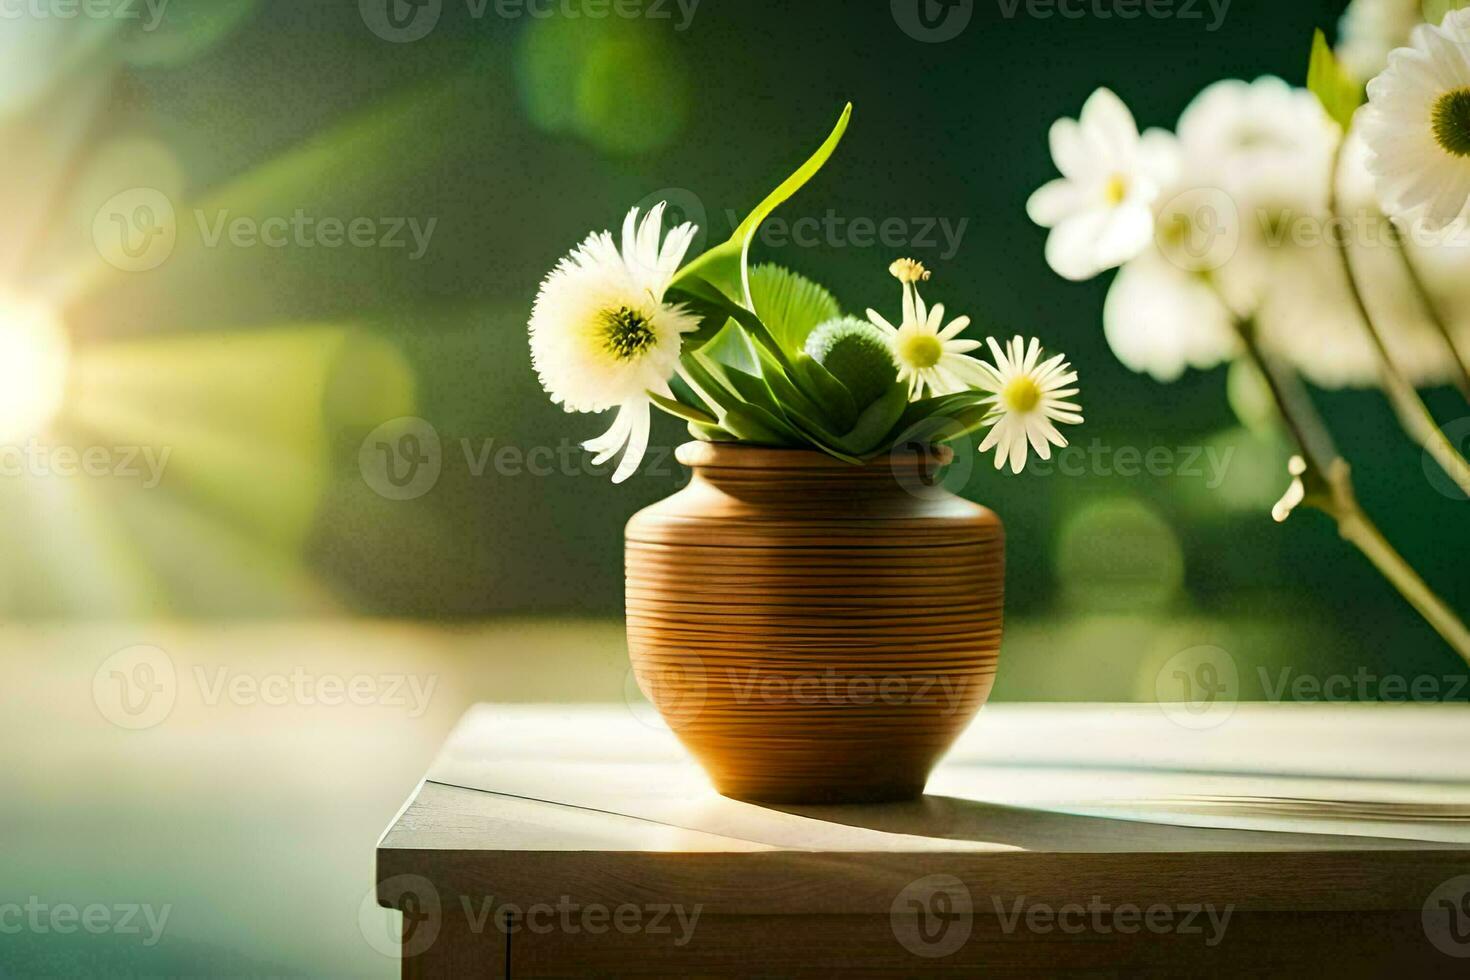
625;441;1004;804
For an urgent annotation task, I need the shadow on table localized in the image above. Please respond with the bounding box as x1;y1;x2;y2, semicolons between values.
764;795;1437;851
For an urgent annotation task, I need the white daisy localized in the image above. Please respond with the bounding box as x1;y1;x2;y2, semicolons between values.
974;336;1084;474
1336;0;1423;83
1361;9;1470;233
865;258;986;397
529;202;700;483
1027;88;1180;281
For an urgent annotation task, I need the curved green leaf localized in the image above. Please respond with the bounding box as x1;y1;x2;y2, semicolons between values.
649;390;716;425
672;104;852;306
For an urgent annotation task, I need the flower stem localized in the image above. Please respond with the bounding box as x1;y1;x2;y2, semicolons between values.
1229;317;1470;666
1327;138;1470;498
1386;221;1470;401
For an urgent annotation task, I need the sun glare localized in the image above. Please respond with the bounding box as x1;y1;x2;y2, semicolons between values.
0;294;69;442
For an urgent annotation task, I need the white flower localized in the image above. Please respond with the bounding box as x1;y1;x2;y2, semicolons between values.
1336;0;1423;82
974;336;1084;474
1361;9;1470;233
1103;250;1238;383
1027;88;1179;281
529;202;700;482
1176;76;1339;214
865;258;986;397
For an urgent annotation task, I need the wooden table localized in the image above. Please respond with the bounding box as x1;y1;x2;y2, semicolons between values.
377;704;1470;977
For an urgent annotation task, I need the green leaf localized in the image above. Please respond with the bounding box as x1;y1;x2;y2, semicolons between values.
1307;28;1364;130
750;343;842;436
681;349;804;446
790;354;859;433
674;277;795;373
678;352;748;417
829;381;910;457
721;404;803;445
892;390;991;438
931;403;997;444
699;319;760;374
669;373;713;418
689;421;737;442
672;103;852;305
648;390;716;425
749;264;841;354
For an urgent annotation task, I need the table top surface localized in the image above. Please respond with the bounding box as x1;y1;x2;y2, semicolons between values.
382;701;1470;854
377;703;1470;914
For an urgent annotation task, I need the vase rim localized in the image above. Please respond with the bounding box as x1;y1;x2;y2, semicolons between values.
674;440;953;471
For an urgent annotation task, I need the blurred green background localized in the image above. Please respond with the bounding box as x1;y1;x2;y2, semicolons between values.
4;0;1469;976
8;0;1467;682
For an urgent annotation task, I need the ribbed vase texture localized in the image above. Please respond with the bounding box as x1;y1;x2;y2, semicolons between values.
625;441;1004;803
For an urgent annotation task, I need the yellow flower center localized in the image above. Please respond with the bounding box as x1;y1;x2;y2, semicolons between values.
1432;87;1470;158
889;257;931;284
601;306;655;360
898;333;943;369
1105;174;1128;206
1003;376;1042;413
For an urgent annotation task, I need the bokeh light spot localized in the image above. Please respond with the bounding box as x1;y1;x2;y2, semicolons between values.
516;17;689;156
0;294;70;441
1056;496;1184;611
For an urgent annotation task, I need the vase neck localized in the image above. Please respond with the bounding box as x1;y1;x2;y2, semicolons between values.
676;441;951;503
